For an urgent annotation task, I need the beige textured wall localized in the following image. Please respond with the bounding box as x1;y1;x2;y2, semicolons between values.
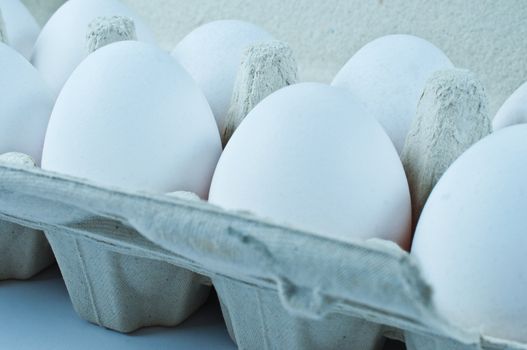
21;0;527;116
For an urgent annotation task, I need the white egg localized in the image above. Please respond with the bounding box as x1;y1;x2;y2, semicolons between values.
0;43;53;164
209;83;411;247
332;34;453;153
42;41;221;198
0;0;39;59
31;0;155;99
492;81;527;131
172;20;273;131
412;125;527;342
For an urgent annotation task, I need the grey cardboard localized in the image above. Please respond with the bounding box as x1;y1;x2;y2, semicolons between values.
0;220;53;279
0;153;54;280
0;162;524;349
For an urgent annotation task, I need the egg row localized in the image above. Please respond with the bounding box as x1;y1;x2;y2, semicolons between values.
1;0;527;344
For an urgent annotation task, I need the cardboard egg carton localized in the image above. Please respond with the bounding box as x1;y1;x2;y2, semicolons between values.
0;219;53;280
0;161;525;350
0;153;54;280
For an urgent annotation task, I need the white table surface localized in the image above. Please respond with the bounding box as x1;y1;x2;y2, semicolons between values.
0;266;236;350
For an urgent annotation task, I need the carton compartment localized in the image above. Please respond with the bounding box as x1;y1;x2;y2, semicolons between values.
405;332;481;350
45;228;210;333
214;276;384;350
0;220;54;280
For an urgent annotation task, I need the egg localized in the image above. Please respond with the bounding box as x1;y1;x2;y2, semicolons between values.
42;41;221;197
492;81;527;131
172;20;273;131
411;125;527;342
31;0;155;99
209;83;411;247
0;43;53;164
332;34;453;153
0;0;39;59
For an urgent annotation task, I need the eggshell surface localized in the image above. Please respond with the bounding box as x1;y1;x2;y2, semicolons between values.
0;43;53;164
412;125;527;342
31;0;155;99
0;0;39;59
332;34;453;153
172;20;273;131
492;81;527;131
42;41;221;198
209;83;411;247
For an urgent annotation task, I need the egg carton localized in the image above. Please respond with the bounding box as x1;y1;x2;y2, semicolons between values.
0;161;525;349
0;219;53;280
0;153;54;280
